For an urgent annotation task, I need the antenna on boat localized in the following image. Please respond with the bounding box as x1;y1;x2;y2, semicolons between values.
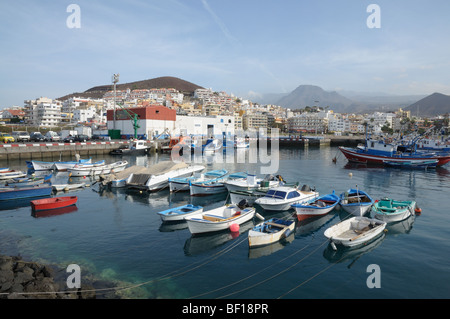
356;184;362;216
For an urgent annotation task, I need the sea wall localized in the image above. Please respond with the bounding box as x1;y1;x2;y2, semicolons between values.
0;140;166;161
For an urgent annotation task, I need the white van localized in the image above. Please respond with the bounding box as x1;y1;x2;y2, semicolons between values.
11;131;30;142
45;131;61;142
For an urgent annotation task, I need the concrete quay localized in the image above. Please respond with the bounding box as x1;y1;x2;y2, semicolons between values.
0;140;164;161
0;136;363;161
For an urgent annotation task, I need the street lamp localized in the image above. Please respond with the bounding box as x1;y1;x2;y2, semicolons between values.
112;73;120;130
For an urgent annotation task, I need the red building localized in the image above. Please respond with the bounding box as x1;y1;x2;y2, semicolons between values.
107;105;176;138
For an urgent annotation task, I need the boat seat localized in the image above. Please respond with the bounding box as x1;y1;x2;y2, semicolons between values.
202;214;227;222
265;221;288;228
380;207;397;212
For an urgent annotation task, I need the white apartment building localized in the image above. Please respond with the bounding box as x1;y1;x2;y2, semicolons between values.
288;111;331;133
24;97;62;127
73;107;96;123
175;115;235;137
366;112;396;129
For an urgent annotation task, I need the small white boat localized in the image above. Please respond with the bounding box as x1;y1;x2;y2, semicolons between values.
248;218;296;247
324;216;387;250
254;185;318;211
189;172;247;196
3;173;52;188
52;183;86;192
0;170;27;180
110;140;150;155
28;160;56;171
372;198;417;222
339;188;374;216
185;204;256;234
169;169;228;192
53;158;92;171
157;204;203;222
68;160;127;177
224;174;284;193
127;164;205;191
292;191;340;221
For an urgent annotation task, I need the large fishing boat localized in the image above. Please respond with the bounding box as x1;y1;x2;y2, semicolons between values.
339;137;450;167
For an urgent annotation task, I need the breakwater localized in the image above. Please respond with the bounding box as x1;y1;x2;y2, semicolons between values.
0;136;363;161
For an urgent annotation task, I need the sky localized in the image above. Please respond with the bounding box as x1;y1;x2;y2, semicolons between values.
1;0;450;109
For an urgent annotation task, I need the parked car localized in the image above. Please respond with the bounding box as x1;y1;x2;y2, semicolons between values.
0;133;15;143
30;132;46;142
11;131;31;142
63;134;90;143
45;131;61;142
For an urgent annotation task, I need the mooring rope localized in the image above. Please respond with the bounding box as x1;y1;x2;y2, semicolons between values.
187;236;315;299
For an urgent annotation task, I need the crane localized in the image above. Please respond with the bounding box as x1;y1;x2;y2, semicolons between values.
115;103;141;139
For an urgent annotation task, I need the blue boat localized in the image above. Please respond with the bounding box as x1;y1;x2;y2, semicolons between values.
157;204;203;222
4;173;52;188
169;169;228;192
0;184;53;201
339;188;374;216
292;190;340;220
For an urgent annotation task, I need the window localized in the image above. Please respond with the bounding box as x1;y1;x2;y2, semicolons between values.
287;191;300;199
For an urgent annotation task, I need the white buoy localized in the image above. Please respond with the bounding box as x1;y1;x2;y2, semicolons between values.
349;172;353;178
255;213;265;221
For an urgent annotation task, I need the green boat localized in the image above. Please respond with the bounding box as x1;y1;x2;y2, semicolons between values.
372;198;416;222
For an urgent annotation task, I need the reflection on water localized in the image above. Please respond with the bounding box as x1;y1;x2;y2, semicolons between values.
184;220;254;256
31;205;78;218
322;232;386;268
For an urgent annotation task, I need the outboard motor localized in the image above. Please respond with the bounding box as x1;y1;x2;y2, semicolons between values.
237;199;249;210
301;184;311;192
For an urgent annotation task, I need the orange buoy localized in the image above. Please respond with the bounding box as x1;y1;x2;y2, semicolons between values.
415;206;422;215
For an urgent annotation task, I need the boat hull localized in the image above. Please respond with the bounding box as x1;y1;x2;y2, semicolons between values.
31;196;78;211
69;161;127;177
372;199;416;222
293;192;339;221
0;171;27;180
157;204;203;222
168;180;190;192
339;189;374;216
339;146;450;167
0;185;53;201
248;218;295;247
53;159;92;171
255;191;318;211
189;182;227;196
185;205;256;234
324;216;386;249
30;161;55;171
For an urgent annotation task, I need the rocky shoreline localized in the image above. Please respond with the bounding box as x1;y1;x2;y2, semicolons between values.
0;255;105;299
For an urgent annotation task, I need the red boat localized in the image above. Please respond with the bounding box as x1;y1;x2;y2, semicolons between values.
30;196;78;211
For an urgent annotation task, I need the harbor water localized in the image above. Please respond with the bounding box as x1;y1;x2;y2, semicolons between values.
1;146;449;299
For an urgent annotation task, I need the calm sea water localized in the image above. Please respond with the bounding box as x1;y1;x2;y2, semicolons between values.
1;146;449;299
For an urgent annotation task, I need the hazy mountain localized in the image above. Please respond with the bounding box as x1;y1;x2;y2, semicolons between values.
57;76;203;101
275;85;356;112
405;92;450;117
